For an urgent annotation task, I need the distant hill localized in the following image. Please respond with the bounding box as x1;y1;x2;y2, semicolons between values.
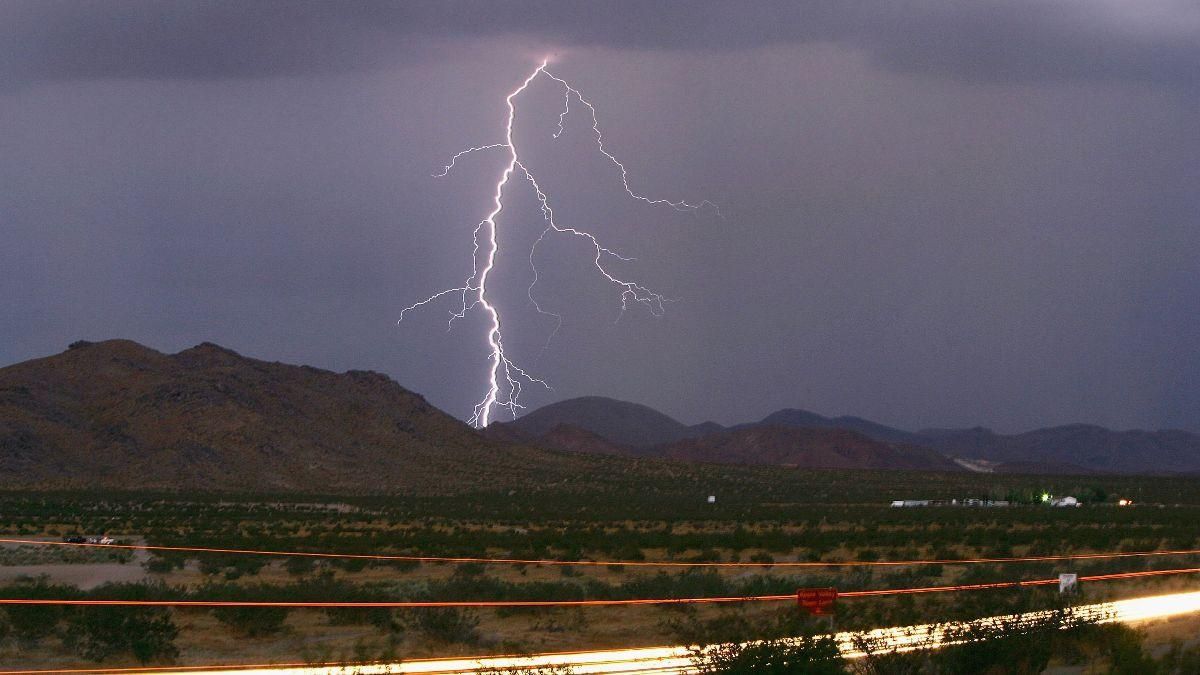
498;396;718;449
655;426;961;472
534;423;636;457
0;340;622;492
918;425;1200;474
7;342;1190;486
993;460;1097;475
504;398;960;471
512;398;1200;475
744;409;926;445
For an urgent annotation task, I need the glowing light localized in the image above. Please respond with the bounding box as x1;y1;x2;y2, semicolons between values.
398;61;714;427
33;590;1200;675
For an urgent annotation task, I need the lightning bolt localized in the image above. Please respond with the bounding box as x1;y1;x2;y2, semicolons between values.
400;60;715;428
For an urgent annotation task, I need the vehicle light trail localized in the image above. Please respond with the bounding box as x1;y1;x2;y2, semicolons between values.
7;537;1200;569
398;60;714;427
8;589;1200;675
2;566;1197;609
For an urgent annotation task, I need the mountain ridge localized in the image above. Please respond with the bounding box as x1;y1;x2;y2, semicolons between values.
5;342;1192;484
0;340;638;492
511;397;1200;474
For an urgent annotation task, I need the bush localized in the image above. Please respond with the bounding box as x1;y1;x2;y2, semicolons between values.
1159;640;1200;674
1097;623;1157;673
324;606;397;630
212;606;289;637
0;579;81;644
406;608;481;645
285;556;316;576
691;636;844;674
935;616;1061;674
144;557;177;574
63;606;179;664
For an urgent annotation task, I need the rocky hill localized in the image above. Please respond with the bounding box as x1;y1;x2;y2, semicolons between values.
0;340;608;492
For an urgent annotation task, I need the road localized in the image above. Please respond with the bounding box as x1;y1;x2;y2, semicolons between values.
10;589;1200;675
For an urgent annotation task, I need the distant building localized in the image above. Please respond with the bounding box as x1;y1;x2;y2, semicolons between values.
891;498;1009;508
890;500;932;507
963;498;1010;507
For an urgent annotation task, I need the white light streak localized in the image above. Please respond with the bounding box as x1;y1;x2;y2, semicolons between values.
92;589;1200;675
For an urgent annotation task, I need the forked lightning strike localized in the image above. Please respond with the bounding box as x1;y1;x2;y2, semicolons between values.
399;60;714;427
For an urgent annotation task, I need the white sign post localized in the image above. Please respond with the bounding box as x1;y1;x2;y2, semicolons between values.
1059;573;1078;595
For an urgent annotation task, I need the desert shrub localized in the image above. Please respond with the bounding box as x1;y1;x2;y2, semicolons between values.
63;606;178;664
212;606;289;637
324;605;398;631
531;608;588;634
1159;640;1200;674
665;607;758;645
0;579;81;643
284;556;316;576
454;562;487;578
856;548;880;562
930;610;1087;674
331;557;368;573
1104;625;1157;673
691;636;844;674
144;557;176;574
198;554;265;578
406;607;481;645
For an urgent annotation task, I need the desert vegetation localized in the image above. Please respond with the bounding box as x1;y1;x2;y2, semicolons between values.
2;468;1200;668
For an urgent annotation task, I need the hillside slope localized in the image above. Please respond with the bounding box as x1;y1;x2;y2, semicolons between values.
502;396;717;449
0;340;598;492
656;426;962;471
746;409;926;445
511;398;1200;474
920;425;1200;474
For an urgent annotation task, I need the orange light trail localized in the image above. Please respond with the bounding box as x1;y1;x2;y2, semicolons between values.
5;537;1200;569
7;587;1200;675
1;567;1196;609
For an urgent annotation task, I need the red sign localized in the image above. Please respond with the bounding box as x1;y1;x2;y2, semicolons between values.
797;587;838;615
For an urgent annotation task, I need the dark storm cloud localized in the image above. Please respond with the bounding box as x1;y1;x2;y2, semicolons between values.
2;1;1197;90
2;2;1197;434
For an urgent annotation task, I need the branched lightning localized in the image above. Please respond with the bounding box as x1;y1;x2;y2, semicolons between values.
400;60;714;427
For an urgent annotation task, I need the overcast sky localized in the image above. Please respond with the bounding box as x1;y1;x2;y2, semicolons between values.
2;1;1197;432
